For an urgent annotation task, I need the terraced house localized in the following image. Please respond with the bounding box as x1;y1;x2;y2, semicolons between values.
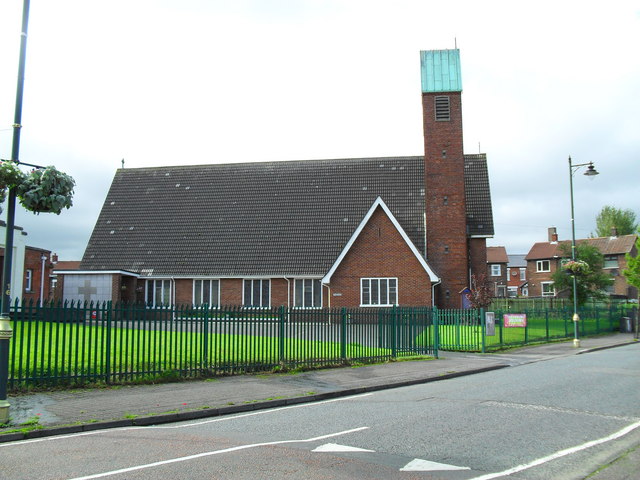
57;50;494;309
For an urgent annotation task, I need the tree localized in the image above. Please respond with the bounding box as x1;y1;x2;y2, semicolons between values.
466;274;494;309
623;233;640;298
551;243;614;306
593;206;638;237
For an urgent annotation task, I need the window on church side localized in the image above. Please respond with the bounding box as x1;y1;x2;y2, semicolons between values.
146;279;171;306
294;279;322;308
361;278;398;307
193;279;220;307
244;279;270;308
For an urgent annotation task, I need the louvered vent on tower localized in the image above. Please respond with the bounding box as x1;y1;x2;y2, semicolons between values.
434;96;450;121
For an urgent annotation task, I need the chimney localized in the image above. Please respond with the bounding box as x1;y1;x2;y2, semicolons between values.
548;227;558;243
611;227;618;237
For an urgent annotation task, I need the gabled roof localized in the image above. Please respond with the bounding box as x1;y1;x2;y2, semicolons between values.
322;197;439;284
487;246;508;263
81;156;493;277
525;234;638;260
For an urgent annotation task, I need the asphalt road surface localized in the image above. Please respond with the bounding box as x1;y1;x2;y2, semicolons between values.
2;344;638;480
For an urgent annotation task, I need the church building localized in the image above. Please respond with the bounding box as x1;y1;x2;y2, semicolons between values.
57;49;493;309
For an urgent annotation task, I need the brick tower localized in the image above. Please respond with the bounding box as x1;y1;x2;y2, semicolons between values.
421;49;468;308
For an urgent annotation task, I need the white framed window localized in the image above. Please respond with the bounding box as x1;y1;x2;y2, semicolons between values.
490;264;501;276
243;279;270;308
603;256;619;269
25;269;33;292
536;260;551;272
507;286;518;298
193;279;220;307
146;279;172;306
361;278;398;307
294;279;322;308
519;268;526;281
541;281;555;297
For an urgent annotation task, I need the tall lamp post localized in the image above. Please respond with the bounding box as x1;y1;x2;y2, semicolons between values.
0;0;30;425
568;156;599;348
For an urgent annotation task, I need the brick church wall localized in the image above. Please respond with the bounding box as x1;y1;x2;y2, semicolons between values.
327;206;432;308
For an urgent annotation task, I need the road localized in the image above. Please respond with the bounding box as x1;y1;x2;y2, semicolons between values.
1;344;638;479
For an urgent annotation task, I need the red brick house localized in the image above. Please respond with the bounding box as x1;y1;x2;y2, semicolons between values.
506;254;528;297
60;50;494;309
525;227;638;299
486;246;509;297
1;221;55;304
22;246;55;304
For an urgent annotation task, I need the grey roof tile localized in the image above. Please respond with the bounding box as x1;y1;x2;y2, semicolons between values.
81;156;493;276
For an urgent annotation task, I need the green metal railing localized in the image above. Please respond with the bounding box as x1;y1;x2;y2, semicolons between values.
484;304;629;351
7;301;437;390
6;300;632;390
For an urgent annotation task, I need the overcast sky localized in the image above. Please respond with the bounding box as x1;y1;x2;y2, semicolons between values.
0;1;638;262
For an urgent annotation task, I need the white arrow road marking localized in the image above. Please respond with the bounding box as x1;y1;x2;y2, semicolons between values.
313;443;375;452
400;459;471;471
67;427;369;480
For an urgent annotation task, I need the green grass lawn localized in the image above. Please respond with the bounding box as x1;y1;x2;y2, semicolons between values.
8;320;395;389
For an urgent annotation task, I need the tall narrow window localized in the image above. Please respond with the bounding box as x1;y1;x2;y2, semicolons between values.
243;279;270;308
434;96;450;121
25;269;33;292
146;279;171;306
193;279;220;307
294;279;322;308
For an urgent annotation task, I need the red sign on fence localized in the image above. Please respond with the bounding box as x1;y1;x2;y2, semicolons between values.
503;313;527;328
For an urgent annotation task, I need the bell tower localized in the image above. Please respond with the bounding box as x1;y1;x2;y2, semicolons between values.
421;49;468;308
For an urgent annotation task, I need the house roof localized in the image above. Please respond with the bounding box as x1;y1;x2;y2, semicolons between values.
507;254;527;268
525;234;638;260
487;246;508;263
81;156;493;277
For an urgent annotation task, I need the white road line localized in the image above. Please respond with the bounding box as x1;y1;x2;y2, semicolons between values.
469;419;640;480
153;392;374;429
0;392;372;447
68;426;370;480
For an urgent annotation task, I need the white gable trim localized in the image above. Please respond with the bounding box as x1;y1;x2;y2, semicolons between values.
322;197;440;284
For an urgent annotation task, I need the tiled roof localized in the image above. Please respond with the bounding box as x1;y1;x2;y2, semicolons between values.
464;154;494;237
525;234;638;260
487;246;508;263
81;156;493;277
507;254;527;268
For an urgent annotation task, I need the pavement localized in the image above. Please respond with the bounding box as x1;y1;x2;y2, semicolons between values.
1;333;637;441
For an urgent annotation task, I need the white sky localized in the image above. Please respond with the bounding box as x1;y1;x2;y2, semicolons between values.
0;0;639;261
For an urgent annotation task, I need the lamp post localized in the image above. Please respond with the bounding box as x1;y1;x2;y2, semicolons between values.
568;156;599;348
0;0;30;425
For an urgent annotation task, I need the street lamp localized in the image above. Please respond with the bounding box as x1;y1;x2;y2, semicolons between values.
568;156;599;348
0;0;30;425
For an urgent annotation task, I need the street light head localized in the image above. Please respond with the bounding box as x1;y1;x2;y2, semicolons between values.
584;163;599;178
